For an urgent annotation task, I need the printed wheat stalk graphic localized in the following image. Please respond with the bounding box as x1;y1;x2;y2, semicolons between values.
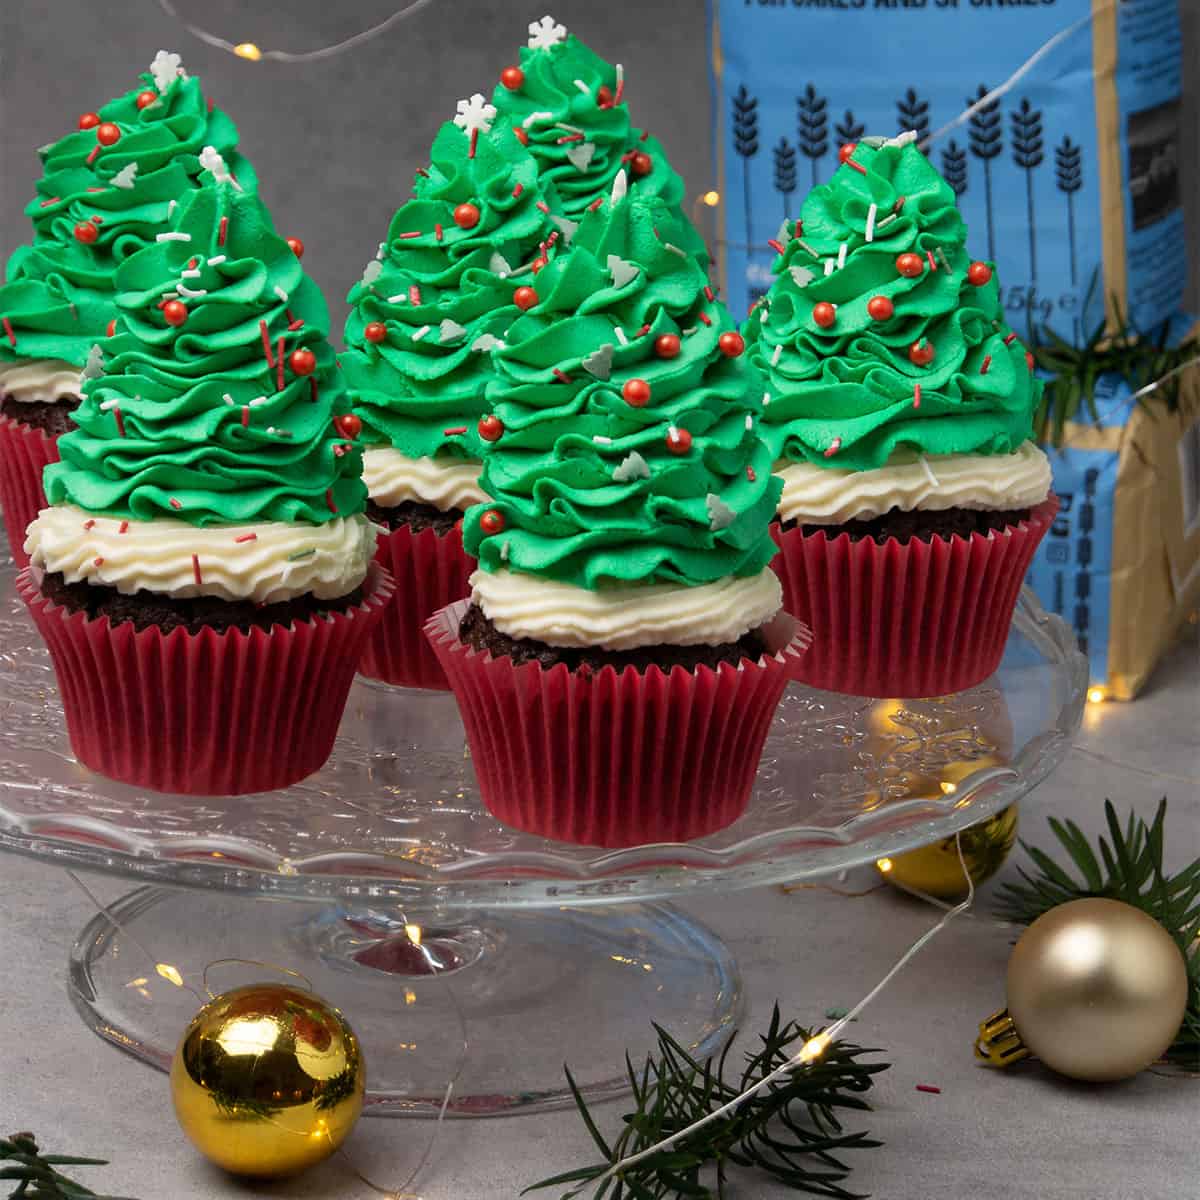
732;83;760;256
941;139;968;199
835;110;865;146
1056;133;1083;343
968;83;1003;260
796;84;828;188
773;137;797;224
1011;97;1045;280
896;88;930;152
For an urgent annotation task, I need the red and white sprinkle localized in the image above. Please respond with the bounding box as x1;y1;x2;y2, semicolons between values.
409;285;422;305
823;437;842;458
92;556;104;567
865;203;878;243
443;425;468;436
397;231;422;240
273;285;289;302
797;239;820;257
83;519;95;530
217;216;228;245
552;368;573;384
913;384;922;409
771;344;782;367
824;260;835;277
1;319;15;347
412;325;431;342
522;110;554;128
325;488;338;514
746;466;756;482
512;182;524;198
614;327;629;346
235;532;257;543
980;355;992;375
156;231;191;242
207;254;226;266
593;435;612;445
192;554;202;585
119;521;128;534
837;243;847;270
845;157;867;175
926;250;937;272
169;498;182;510
259;320;274;367
386;293;407;304
1003;332;1018;346
762;391;772;407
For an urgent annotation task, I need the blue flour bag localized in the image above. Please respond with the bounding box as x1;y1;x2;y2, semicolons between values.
708;0;1186;344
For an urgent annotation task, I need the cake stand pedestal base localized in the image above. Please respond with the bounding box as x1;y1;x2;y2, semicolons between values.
68;886;741;1116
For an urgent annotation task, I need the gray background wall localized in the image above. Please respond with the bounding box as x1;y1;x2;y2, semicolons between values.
2;0;1196;338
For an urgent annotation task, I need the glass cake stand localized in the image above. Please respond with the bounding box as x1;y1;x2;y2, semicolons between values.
0;563;1086;1115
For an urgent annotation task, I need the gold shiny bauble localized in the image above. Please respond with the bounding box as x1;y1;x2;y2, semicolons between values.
170;983;365;1177
1006;898;1189;1082
881;802;1018;900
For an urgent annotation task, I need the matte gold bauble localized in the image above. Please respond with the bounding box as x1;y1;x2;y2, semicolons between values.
881;801;1018;900
978;898;1188;1082
170;983;364;1177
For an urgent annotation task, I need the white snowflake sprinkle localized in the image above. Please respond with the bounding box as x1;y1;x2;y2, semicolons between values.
111;163;138;190
613;451;650;483
706;494;736;531
150;50;185;94
453;93;497;137
199;145;240;190
528;14;568;49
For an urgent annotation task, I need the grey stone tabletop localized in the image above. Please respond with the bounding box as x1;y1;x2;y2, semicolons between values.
0;623;1196;1200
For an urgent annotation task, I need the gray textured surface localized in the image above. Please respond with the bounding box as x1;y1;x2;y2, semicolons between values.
0;624;1195;1199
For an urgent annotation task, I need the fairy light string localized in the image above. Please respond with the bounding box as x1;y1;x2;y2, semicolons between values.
154;0;438;64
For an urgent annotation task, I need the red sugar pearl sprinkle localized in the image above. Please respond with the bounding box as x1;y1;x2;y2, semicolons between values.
478;414;504;442
812;302;837;329
74;221;99;245
622;378;651;407
666;427;692;455
286;236;305;258
500;66;525;90
363;321;388;344
909;339;935;366
514;286;539;311
895;252;924;278
718;331;745;358
866;295;894;321
162;299;188;327
454;202;481;230
967;261;993;286
333;412;362;439
135;90;158;110
78;112;101;130
654;333;681;359
289;348;317;376
630;152;653;178
96;122;121;147
838;142;857;164
480;509;506;535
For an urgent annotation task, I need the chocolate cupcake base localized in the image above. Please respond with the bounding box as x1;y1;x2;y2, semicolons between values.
367;498;462;536
39;570;364;636
1;393;80;436
778;504;1031;545
458;603;767;675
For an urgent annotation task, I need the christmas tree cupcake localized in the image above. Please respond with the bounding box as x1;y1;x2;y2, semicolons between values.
426;176;809;848
341;101;560;688
0;51;260;568
490;14;707;262
19;163;391;795
744;134;1055;697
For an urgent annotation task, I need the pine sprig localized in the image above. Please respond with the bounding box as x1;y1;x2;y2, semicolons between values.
1031;283;1199;445
996;800;1200;1067
526;1005;889;1200
1;1132;137;1199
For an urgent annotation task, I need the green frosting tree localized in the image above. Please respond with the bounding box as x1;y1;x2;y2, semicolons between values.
490;15;707;263
464;179;779;590
743;136;1040;472
45;166;363;526
341;104;559;466
1;51;258;370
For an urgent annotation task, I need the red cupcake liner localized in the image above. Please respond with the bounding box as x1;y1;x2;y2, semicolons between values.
358;522;474;689
0;413;60;569
426;599;811;848
770;494;1059;698
17;563;394;796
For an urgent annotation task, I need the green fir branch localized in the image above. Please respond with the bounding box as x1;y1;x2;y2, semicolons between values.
1031;282;1198;445
996;800;1200;1067
1;1132;137;1200
526;1004;889;1200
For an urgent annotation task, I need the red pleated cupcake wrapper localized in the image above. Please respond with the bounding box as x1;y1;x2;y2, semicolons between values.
770;494;1059;698
426;599;812;848
358;521;474;690
17;563;395;796
0;414;59;569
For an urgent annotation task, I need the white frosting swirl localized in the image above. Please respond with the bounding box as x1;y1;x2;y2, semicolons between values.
25;505;374;603
0;358;82;403
363;445;487;511
776;441;1051;525
471;567;783;651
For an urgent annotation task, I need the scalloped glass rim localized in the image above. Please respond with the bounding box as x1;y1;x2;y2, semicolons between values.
0;577;1086;909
